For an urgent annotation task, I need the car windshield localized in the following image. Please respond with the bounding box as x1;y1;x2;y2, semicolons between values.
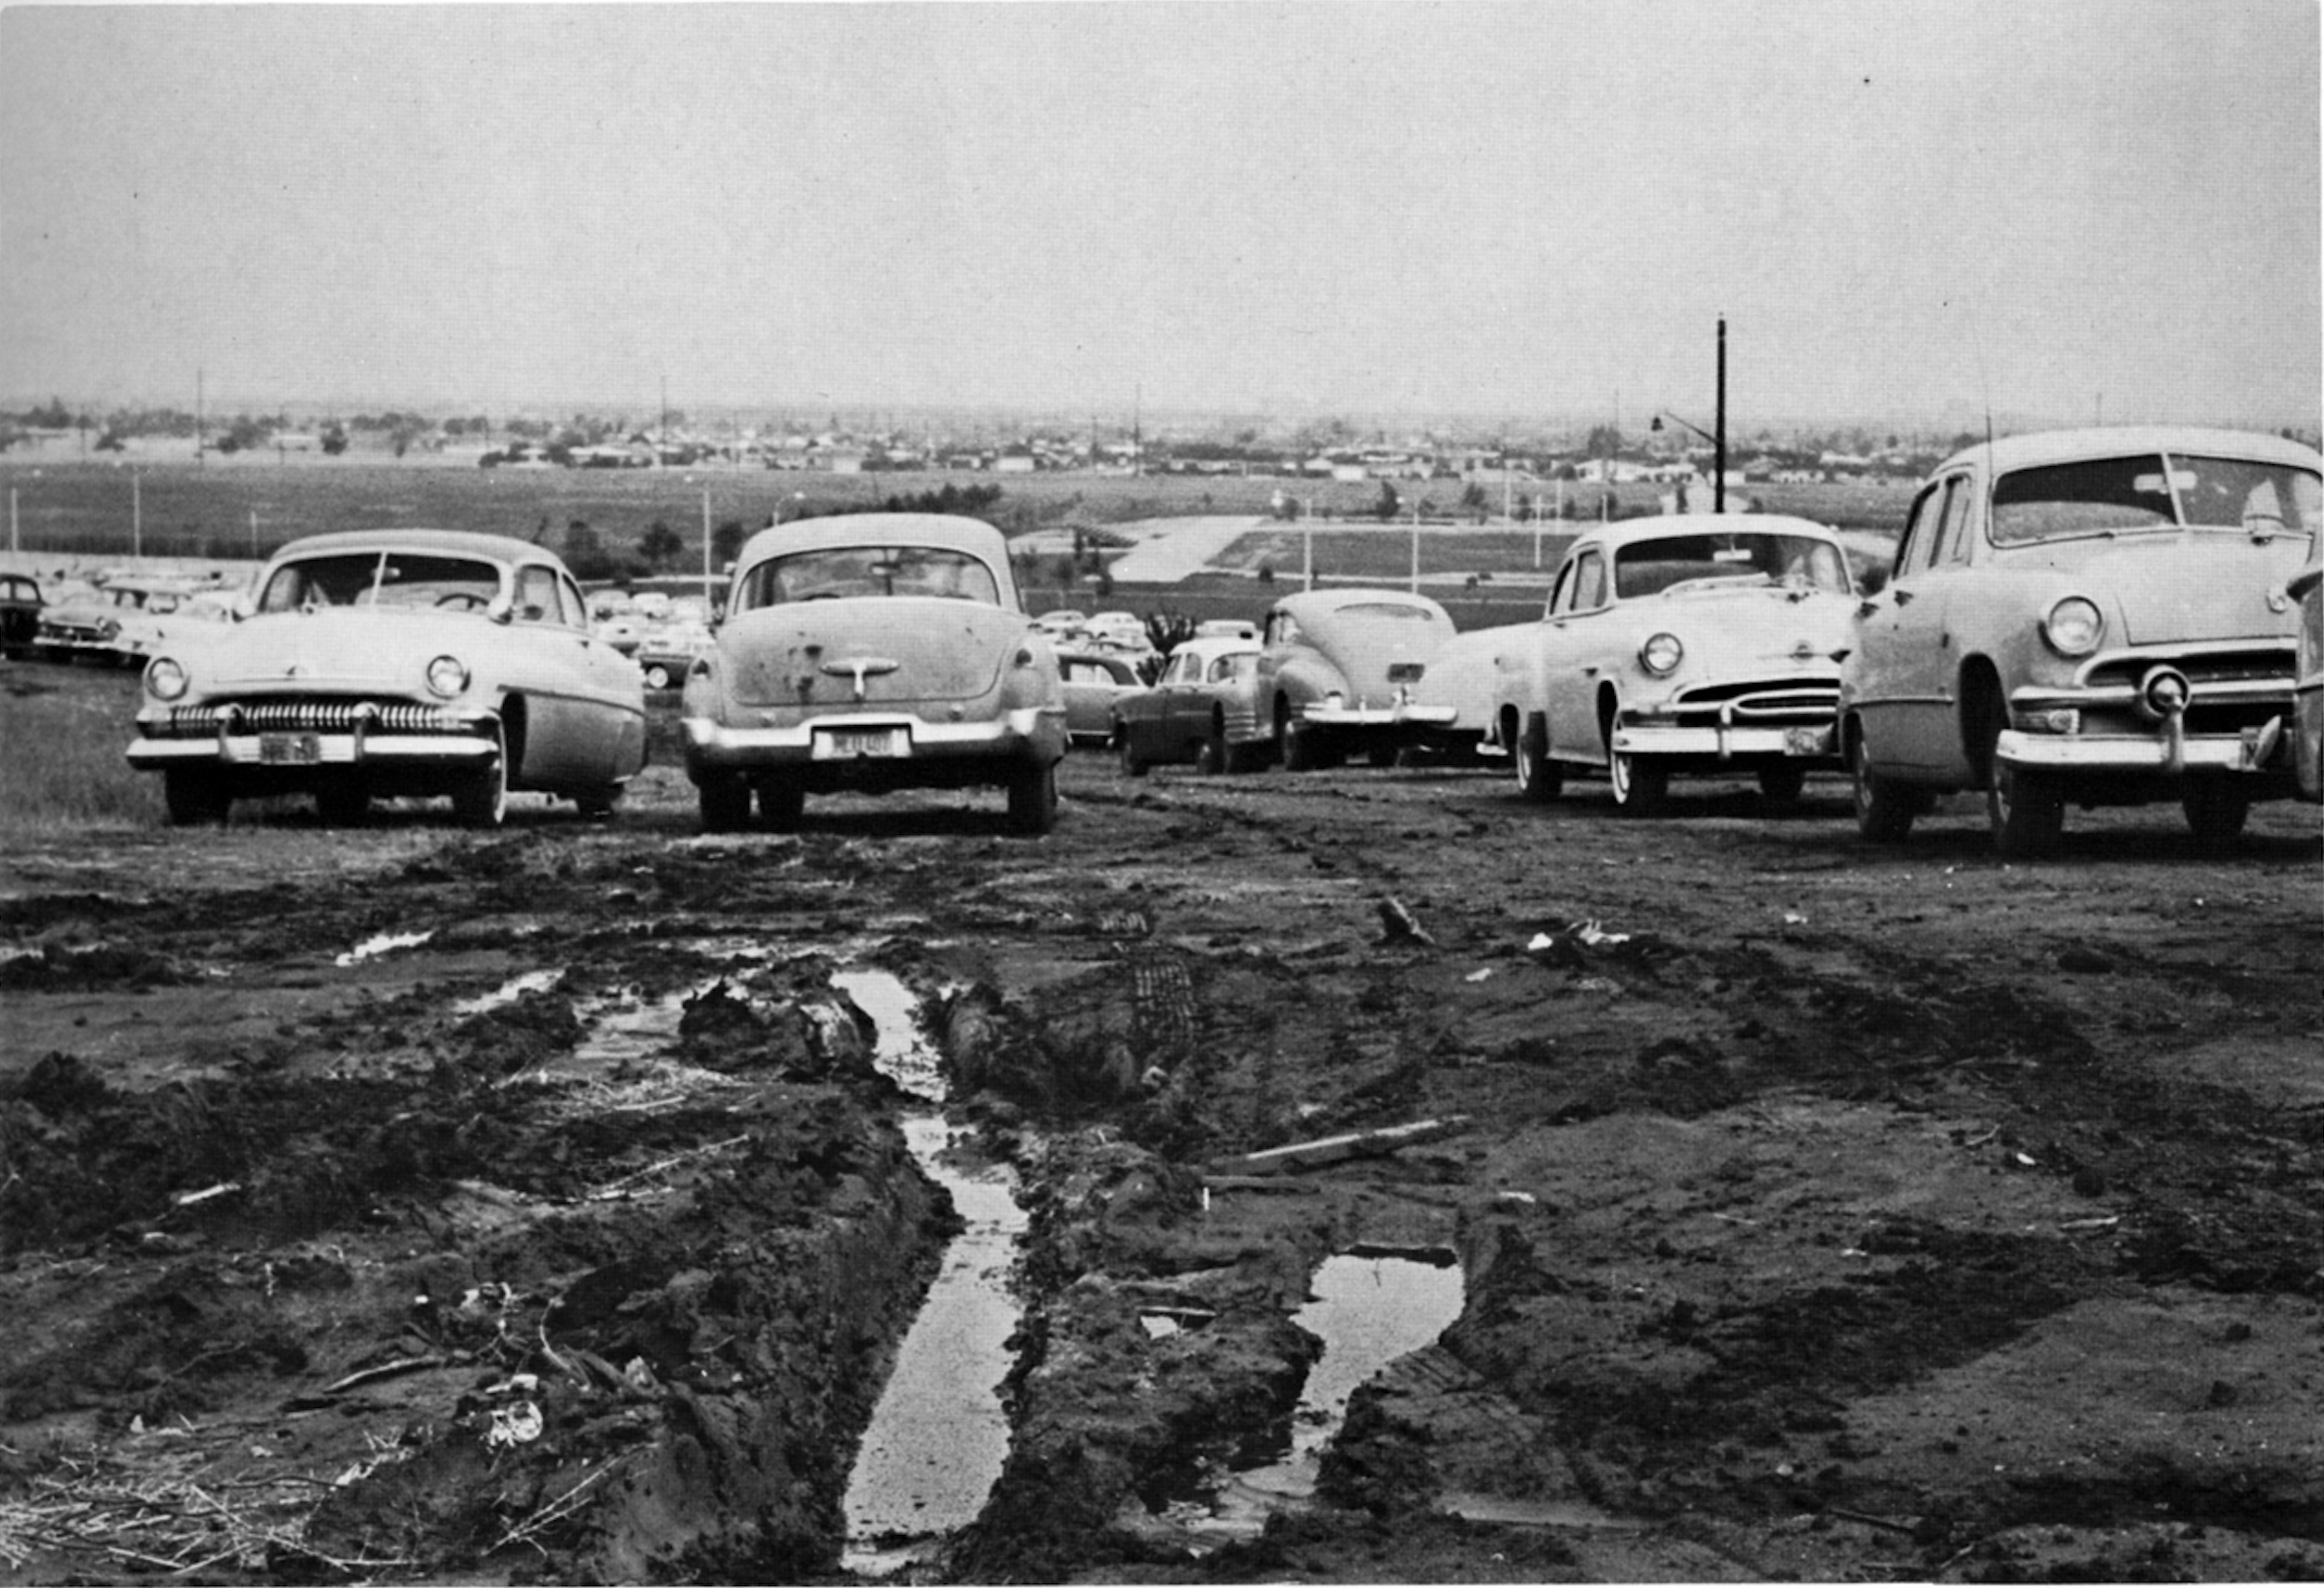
259;552;505;613
1612;532;1851;597
735;545;1000;609
1991;454;2323;545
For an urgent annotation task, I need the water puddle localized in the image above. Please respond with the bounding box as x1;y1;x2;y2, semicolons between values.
334;928;433;966
453;968;563;1018
835;968;1029;1579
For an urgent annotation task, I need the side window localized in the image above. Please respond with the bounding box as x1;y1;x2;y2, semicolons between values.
1573;552;1608;611
554;575;590;628
1547;561;1577;616
1934;475;1976;566
513;567;560;623
1897;481;1954;577
1164;653;1196;685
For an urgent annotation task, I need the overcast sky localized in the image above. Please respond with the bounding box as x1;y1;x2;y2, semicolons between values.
2;1;2317;431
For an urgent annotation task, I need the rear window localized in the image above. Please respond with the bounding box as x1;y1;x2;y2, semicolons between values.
734;545;1000;609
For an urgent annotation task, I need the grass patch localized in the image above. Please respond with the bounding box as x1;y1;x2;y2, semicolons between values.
0;673;162;833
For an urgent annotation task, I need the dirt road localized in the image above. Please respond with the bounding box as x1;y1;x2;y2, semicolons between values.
3;673;2320;1583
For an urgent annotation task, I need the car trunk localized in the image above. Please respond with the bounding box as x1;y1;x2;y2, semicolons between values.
723;598;1019;711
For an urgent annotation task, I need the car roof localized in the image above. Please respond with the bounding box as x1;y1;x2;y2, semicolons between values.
1169;635;1262;664
1271;587;1450;620
269;528;564;567
1565;513;1840;554
735;513;1008;567
1936;427;2323;476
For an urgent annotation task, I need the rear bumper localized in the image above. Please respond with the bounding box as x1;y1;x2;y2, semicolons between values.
1301;703;1458;730
683;707;1065;773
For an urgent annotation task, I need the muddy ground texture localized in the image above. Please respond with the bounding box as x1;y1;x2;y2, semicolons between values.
3;682;2321;1584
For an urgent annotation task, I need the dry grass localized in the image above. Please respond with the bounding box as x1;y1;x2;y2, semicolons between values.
0;672;163;834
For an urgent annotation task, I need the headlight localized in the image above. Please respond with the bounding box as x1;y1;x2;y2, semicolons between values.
2042;596;2104;657
425;654;470;698
1639;633;1685;676
144;656;189;702
96;618;121;640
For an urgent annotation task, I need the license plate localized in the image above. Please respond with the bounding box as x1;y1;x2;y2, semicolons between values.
259;732;321;765
1784;726;1829;757
813;727;908;760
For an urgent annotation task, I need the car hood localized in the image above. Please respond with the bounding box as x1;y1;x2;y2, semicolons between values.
181;609;500;695
1634;583;1856;663
718;598;1032;709
1999;534;2310;645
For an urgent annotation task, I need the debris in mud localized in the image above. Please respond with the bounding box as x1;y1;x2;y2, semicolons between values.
1375;896;1435;946
1209;1116;1471;1177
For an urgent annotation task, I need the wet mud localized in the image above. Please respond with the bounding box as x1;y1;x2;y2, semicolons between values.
2;683;2321;1582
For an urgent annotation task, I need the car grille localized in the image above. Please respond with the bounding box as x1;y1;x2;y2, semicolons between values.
152;700;465;737
2076;644;2295;735
1663;678;1839;726
2083;647;2292;692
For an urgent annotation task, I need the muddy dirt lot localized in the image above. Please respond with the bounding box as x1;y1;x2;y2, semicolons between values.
3;670;2320;1584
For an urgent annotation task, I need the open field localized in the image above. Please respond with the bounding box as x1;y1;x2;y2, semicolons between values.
0;459;1919;570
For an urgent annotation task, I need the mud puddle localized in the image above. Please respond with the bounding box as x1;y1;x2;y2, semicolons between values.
835;968;1030;1578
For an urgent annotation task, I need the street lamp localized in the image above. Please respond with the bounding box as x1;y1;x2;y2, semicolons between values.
1650;314;1727;513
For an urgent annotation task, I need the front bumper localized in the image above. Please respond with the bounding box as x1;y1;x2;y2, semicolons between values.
127;701;499;775
1997;722;2286;776
683;706;1064;772
1609;721;1837;760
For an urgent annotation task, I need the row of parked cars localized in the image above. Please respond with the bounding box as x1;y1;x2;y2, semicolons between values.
109;425;2321;851
3;571;250;668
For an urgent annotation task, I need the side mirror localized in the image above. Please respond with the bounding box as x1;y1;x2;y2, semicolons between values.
486;596;514;624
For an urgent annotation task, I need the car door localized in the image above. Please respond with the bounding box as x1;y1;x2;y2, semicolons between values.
1158;649;1211;751
509;565;644;785
1861;472;1975;775
1544;549;1612;761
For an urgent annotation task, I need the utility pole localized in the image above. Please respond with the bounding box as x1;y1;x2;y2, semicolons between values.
1409;502;1421;595
1714;315;1728;514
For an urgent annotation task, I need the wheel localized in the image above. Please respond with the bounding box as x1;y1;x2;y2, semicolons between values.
574;786;623;819
1513;715;1562;803
1850;730;1919;843
759;779;805;832
1757;765;1808;805
1006;760;1059;836
1366;742;1399;769
1223;735;1263;775
1279;711;1324;773
314;779;372;827
698;774;751;832
1988;762;2063;857
1607;748;1669;815
2180;779;2250;846
642;664;673;691
450;723;509;828
163;768;230;826
1195;734;1226;775
1115;723;1148;778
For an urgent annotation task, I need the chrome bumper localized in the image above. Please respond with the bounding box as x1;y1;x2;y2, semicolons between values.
1302;703;1458;728
1997;722;2284;775
128;733;497;770
683;707;1063;767
1610;722;1836;759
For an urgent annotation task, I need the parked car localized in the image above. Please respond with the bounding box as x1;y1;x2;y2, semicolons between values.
1491;515;1857;812
681;513;1066;834
1195;618;1261;641
1402;618;1528;763
1247;588;1458;770
2278;499;2323;803
125;529;648;827
636;616;716;691
36;574;240;667
1033;609;1088;638
0;572;42;658
1057;648;1145;746
1111;635;1265;774
1839;427;2319;854
1082;609;1149;650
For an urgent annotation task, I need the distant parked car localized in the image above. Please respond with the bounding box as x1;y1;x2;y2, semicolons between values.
1057;648;1144;746
2279;505;2323;803
1195;618;1261;641
0;572;42;658
1490;515;1857;812
1248;589;1458;770
1082;609;1149;650
125;529;648;826
1839;428;2318;854
36;575;239;667
1033;609;1087;637
681;513;1066;834
636;617;716;691
1111;635;1265;774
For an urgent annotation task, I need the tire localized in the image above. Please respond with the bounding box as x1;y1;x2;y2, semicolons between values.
1757;765;1808;805
1115;724;1148;778
2181;778;2250;846
1365;742;1399;769
1195;734;1226;775
1607;748;1669;815
163;768;231;827
642;664;673;691
1223;735;1263;775
1007;759;1059;836
1850;729;1919;843
1513;714;1562;802
314;779;372;827
759;779;805;832
1280;712;1324;773
574;786;623;819
1988;762;2063;857
698;774;750;831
